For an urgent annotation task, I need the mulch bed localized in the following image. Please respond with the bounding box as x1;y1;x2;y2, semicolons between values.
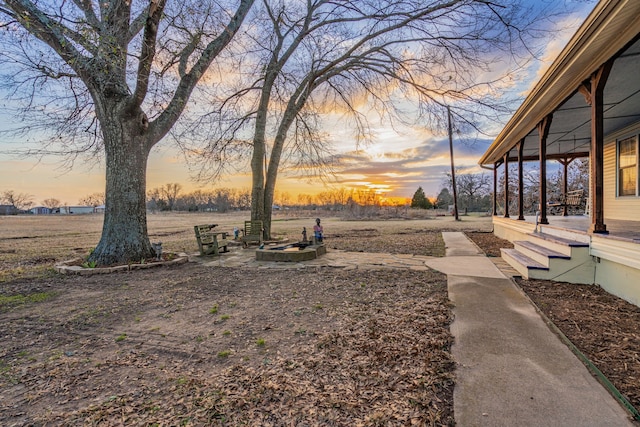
465;231;640;413
465;231;513;257
516;279;640;412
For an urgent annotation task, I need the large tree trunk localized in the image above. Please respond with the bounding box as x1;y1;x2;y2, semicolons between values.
263;184;275;239
261;109;298;239
262;137;285;239
250;96;270;234
250;66;282;238
89;107;154;266
250;106;269;221
250;139;265;229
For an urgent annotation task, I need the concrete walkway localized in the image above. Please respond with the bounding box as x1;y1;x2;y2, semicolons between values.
428;232;634;427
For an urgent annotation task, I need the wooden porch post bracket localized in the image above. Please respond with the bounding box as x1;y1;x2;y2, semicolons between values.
581;61;613;233
578;84;592;105
518;139;525;220
537;115;552;225
503;153;510;218
493;162;498;216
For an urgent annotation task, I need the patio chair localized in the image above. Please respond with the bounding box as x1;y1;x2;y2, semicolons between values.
241;220;264;248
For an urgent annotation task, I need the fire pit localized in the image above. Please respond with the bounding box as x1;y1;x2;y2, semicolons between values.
255;243;326;262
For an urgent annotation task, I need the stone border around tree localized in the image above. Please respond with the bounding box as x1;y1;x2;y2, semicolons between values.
54;253;189;276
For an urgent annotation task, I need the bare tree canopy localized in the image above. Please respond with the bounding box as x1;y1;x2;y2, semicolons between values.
78;192;106;207
177;0;573;238
0;0;255;264
1;189;33;210
41;198;61;209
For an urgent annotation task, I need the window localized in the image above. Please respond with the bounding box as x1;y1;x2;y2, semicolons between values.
618;136;638;196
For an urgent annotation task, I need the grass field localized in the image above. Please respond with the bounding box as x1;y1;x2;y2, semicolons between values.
0;210;492;281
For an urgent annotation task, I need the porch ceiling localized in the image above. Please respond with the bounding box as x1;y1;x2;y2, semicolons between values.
480;0;640;166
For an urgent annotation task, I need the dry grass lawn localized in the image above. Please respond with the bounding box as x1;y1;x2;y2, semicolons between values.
0;211;492;281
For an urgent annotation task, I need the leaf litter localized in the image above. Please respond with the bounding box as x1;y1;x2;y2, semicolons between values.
1;263;454;426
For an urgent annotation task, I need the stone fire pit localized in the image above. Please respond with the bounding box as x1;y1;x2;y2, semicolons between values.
255;243;326;262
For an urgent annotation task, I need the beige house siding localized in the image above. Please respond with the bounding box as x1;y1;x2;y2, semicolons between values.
603;123;640;221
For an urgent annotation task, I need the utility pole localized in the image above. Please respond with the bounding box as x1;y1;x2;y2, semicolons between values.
448;105;460;221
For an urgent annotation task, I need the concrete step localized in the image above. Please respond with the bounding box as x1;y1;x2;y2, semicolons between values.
514;240;571;267
526;232;589;256
501;248;548;279
538;223;590;243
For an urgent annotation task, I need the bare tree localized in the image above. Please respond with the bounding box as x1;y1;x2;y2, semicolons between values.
181;0;568;238
160;183;182;211
0;0;255;264
146;183;182;211
457;173;491;212
211;188;233;212
146;187;165;212
442;170;492;212
297;193;314;208
78;192;106;207
235;188;252;210
1;190;33;211
330;188;351;211
274;190;291;207
42;198;61;210
316;191;333;209
176;189;211;211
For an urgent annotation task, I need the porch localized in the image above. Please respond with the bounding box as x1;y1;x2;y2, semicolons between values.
478;1;640;306
506;215;640;242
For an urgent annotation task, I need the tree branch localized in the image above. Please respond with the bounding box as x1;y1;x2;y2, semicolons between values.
128;5;149;43
129;0;166;111
71;0;101;29
3;0;90;78
149;0;256;147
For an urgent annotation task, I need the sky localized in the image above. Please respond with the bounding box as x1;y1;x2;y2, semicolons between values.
0;1;595;206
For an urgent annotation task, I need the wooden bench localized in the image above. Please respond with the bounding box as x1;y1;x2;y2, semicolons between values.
548;189;584;215
194;224;229;255
241;220;264;248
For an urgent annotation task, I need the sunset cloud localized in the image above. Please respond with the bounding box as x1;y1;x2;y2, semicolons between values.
322;134;493;198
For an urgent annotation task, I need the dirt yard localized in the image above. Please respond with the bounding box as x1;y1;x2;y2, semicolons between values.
1;212;489;426
2;213;639;425
1;265;455;426
0;211;491;282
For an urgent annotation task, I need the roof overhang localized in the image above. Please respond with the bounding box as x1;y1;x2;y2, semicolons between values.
479;0;640;166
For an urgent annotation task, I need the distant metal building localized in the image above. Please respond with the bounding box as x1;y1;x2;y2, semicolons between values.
30;206;52;215
59;206;95;214
0;205;17;215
